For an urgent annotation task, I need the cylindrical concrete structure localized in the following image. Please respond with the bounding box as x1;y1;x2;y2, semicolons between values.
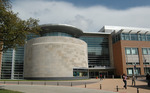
24;36;88;80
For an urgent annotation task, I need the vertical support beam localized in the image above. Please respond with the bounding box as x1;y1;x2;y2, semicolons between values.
138;48;144;75
87;69;89;78
109;34;114;68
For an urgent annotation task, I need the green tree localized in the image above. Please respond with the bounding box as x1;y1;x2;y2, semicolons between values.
0;0;41;51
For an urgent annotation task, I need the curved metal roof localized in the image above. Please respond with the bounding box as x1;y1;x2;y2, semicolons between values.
40;24;83;37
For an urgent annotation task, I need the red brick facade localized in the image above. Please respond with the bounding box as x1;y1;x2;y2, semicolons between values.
113;40;150;76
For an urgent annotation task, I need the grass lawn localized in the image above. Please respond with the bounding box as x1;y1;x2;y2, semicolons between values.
0;89;22;93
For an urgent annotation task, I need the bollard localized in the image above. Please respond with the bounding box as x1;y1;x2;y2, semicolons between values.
44;82;46;86
57;82;59;86
18;81;19;85
31;82;33;85
116;85;118;92
100;84;102;89
4;81;5;84
71;82;72;87
137;88;139;93
85;83;86;88
112;75;114;79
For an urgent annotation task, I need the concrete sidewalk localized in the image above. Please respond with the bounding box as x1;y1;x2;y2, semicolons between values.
74;79;150;93
1;79;150;93
2;84;117;93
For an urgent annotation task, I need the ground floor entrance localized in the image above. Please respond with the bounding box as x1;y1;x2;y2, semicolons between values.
73;68;114;78
89;70;114;78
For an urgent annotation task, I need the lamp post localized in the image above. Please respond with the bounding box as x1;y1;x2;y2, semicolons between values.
145;59;147;74
134;64;137;79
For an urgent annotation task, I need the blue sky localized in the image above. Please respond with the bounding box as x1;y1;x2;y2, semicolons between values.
12;0;150;32
56;0;150;9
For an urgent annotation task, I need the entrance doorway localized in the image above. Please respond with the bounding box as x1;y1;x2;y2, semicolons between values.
88;70;114;78
99;71;108;78
89;71;108;78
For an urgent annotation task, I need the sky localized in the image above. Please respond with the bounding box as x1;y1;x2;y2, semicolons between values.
12;0;150;32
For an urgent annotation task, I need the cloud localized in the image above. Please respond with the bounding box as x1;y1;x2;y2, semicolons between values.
12;0;150;32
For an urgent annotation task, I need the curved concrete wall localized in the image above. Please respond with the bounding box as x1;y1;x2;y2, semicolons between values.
24;36;88;79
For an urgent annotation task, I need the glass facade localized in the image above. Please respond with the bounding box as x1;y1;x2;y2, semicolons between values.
1;47;24;79
113;33;150;43
80;36;110;67
41;32;72;37
14;46;24;79
1;48;13;79
1;31;110;79
1;34;39;79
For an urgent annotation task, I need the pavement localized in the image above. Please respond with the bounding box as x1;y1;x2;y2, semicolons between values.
0;78;150;93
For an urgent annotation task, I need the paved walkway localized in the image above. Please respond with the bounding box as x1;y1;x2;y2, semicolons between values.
74;78;150;93
0;79;149;93
1;85;117;93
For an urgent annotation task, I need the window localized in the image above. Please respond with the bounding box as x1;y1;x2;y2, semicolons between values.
42;32;73;37
127;68;141;75
121;33;130;40
127;68;133;75
131;34;138;41
125;48;131;55
141;34;146;41
144;67;150;74
147;35;150;41
135;68;141;75
132;48;138;55
142;48;148;55
125;48;138;55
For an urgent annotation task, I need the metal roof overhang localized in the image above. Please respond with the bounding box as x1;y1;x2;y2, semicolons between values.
40;24;83;37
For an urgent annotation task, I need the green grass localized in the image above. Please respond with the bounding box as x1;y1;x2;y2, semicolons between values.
0;89;22;93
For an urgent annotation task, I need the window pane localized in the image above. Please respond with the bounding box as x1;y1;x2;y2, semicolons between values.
132;48;138;55
141;34;146;41
147;35;150;41
125;34;130;40
148;48;150;55
127;68;133;75
126;48;131;55
142;48;148;55
131;34;138;40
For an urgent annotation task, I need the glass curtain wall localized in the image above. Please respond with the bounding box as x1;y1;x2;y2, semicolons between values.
14;46;24;79
1;34;39;79
113;33;150;43
1;47;24;79
1;48;13;79
80;36;110;67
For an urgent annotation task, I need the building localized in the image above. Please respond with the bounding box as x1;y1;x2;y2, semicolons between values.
0;24;150;79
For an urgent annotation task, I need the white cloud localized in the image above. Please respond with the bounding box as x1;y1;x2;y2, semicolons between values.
12;0;150;32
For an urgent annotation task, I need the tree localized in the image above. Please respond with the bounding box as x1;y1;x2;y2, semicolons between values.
0;0;41;51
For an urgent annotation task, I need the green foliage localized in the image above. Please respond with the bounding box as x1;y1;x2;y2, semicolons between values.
0;0;41;51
